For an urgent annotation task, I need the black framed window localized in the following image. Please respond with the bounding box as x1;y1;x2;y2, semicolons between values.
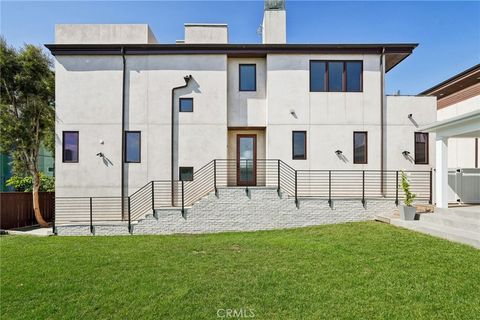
179;167;194;181
62;131;79;163
310;60;363;92
328;61;344;92
353;131;368;164
310;61;326;92
292;131;307;160
346;61;362;92
415;132;429;164
179;98;193;112
125;131;141;163
239;64;256;91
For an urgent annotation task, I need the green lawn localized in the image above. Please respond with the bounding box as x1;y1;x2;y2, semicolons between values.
1;222;479;319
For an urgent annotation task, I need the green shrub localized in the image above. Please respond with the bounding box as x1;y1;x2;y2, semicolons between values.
401;171;416;206
6;173;54;192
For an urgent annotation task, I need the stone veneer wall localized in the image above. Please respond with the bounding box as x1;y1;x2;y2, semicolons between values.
55;187;397;236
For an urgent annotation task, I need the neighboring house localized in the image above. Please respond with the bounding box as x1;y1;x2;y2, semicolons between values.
0;146;54;192
46;0;438;234
421;64;480;204
421;64;479;169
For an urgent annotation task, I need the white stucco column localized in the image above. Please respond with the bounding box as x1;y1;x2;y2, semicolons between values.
435;136;449;208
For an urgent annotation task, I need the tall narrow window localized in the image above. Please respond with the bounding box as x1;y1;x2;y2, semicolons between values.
353;132;368;164
125;131;141;163
328;61;344;92
239;64;256;91
62;131;79;163
310;61;326;92
346;61;362;92
292;131;307;160
415;132;429;164
179;98;193;112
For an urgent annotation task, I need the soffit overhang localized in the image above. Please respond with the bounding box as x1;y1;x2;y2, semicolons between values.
45;43;418;72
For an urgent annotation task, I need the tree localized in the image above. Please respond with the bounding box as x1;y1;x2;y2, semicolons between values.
0;38;55;227
6;173;55;192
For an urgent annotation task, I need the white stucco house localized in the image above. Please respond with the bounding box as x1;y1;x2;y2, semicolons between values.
47;0;440;235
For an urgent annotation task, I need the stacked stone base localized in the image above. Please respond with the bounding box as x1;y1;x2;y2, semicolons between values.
56;187;397;236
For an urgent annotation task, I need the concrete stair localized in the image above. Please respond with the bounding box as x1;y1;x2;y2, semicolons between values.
389;207;480;248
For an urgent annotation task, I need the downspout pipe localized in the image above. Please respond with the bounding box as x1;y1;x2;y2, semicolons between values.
380;48;385;195
171;75;192;206
121;47;126;218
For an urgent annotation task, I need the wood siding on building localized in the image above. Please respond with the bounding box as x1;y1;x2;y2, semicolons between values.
438;82;480;109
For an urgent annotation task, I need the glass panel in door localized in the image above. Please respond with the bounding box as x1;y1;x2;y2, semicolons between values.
237;135;256;186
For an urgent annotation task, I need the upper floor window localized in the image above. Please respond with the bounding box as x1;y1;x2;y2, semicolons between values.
310;60;363;92
125;131;141;163
415;132;429;164
239;64;256;91
179;98;193;112
62;131;79;163
292;131;307;160
353;131;368;164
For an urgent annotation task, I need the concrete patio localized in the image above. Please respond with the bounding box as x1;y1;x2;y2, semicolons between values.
376;205;480;248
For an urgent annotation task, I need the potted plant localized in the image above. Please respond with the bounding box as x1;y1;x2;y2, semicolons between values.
399;171;417;220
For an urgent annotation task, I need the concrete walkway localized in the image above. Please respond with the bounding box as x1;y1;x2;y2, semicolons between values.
3;226;53;237
376;206;480;249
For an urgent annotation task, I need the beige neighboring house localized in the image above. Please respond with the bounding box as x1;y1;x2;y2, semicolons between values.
46;0;441;235
421;64;480;204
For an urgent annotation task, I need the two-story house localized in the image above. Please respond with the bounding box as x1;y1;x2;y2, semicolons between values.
47;0;437;235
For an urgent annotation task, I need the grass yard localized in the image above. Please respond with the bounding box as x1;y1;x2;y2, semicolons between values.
1;222;479;319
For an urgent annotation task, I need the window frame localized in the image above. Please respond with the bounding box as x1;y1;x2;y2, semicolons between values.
353;131;368;164
292;131;307;160
124;131;141;163
239;64;257;92
310;60;363;92
309;61;327;92
414;132;429;165
62;131;79;163
179;166;194;181
179;97;194;112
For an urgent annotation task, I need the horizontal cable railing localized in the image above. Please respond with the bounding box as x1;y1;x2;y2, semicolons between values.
54;158;433;234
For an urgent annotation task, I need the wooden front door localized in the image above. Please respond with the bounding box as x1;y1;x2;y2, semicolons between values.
236;135;257;186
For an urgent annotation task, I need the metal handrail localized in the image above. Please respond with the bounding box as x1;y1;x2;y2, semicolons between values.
54;159;433;234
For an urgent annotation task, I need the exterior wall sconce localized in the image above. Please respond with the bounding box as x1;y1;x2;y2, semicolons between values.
335;150;343;155
289;109;297;118
402;151;410;156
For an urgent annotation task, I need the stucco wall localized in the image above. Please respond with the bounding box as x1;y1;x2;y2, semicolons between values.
55;54;228;198
385;95;437;171
55;24;158;44
227;58;267;127
184;24;228;44
55;52;437;201
266;54;384;170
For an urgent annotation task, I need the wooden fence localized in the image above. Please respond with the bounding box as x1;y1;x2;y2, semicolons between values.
0;192;54;229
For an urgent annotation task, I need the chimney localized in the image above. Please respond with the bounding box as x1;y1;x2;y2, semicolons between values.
262;0;286;44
